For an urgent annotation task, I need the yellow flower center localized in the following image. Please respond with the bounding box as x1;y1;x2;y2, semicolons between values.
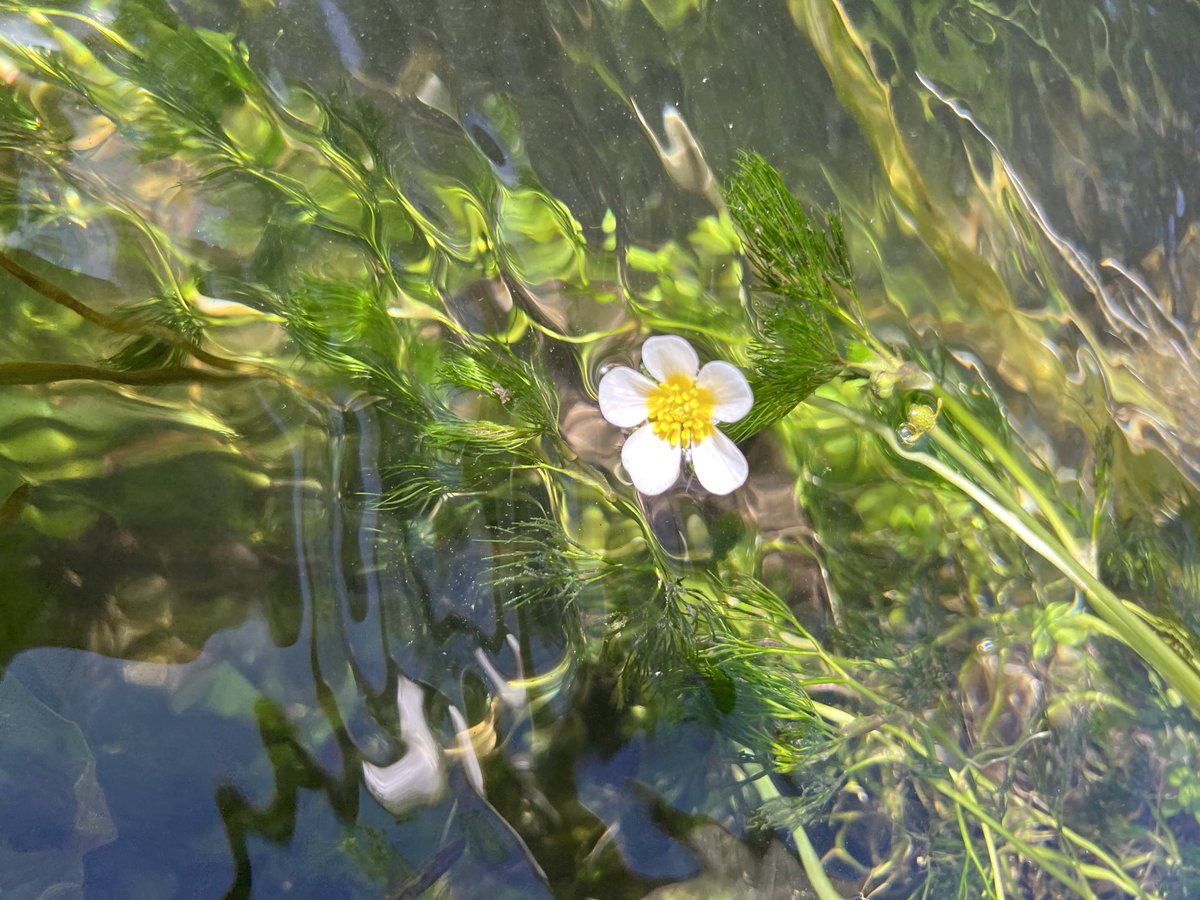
646;374;715;447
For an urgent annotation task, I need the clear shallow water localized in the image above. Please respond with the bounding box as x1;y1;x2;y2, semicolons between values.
2;1;1200;897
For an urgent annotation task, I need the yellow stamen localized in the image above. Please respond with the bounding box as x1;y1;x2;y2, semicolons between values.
646;374;715;447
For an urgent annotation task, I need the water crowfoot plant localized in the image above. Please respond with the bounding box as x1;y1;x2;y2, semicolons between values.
2;5;1199;892
598;334;753;495
724;151;1200;720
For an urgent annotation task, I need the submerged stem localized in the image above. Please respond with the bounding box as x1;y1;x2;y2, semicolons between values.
812;395;1200;718
0;361;253;385
0;250;313;396
933;388;1082;559
743;762;845;900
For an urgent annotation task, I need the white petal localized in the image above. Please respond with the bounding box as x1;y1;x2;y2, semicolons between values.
598;366;655;427
621;423;682;495
640;335;699;382
691;430;749;495
697;360;754;423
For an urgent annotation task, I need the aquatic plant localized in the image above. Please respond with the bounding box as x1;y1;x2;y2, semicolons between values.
1;2;1199;897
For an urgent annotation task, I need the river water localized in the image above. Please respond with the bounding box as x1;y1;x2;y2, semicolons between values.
2;1;1200;897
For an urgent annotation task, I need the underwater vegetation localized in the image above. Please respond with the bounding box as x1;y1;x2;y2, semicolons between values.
3;0;1200;897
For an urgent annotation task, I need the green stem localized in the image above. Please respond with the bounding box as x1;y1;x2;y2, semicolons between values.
933;389;1081;559
930;779;1094;896
786;609;1140;895
0;250;309;393
744;762;844;900
0;361;252;386
981;815;1006;900
814;396;1200;718
849;332;1081;558
793;818;844;900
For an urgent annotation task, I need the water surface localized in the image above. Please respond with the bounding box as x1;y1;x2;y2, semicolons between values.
2;1;1200;897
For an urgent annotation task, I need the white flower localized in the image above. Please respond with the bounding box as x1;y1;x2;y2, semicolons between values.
598;335;753;496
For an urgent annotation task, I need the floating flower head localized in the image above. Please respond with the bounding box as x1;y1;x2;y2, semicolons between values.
598;335;753;496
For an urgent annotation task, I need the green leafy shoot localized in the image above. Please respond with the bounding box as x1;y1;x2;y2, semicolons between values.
106;290;207;371
723;152;855;309
373;462;453;515
438;341;559;436
274;275;399;377
377;412;535;514
721;152;859;439
488;517;611;613
608;580;710;710
727;299;844;441
424;417;542;459
373;340;560;514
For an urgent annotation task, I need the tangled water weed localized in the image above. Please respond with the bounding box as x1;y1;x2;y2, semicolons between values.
2;1;1200;897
